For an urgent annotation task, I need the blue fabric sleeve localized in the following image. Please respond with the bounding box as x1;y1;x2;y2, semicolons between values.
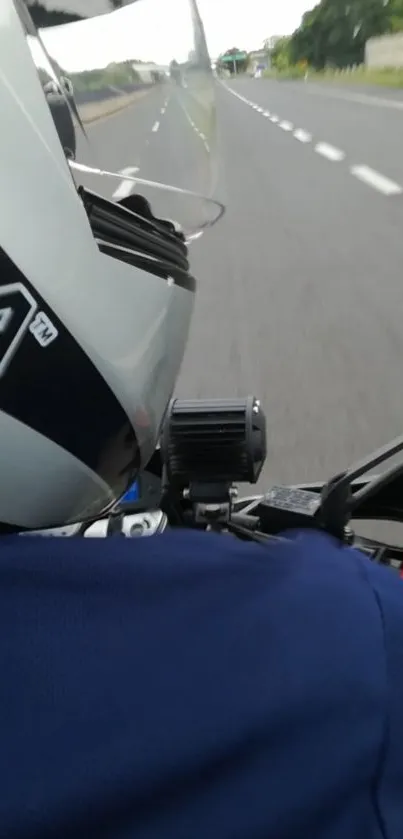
0;528;402;838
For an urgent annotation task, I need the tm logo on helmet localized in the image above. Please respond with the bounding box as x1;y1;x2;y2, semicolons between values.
0;283;58;378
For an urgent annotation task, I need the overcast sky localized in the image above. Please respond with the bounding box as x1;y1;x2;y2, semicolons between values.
200;0;316;56
37;0;316;72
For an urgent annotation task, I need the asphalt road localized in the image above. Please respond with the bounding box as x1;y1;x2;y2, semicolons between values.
74;82;214;231
72;77;403;498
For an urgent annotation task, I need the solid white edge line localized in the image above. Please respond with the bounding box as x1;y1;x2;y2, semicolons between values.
294;129;312;143
315;142;345;162
179;99;210;152
152;121;160;132
351;165;403;196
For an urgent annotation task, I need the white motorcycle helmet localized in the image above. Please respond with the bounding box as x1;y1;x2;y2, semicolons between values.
0;0;222;530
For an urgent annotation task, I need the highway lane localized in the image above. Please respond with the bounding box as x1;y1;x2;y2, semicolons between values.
72;84;169;198
70;77;403;497
136;90;216;231
224;77;403;190
179;80;403;492
72;82;213;230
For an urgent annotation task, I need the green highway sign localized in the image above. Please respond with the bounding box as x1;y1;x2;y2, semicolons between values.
221;52;247;63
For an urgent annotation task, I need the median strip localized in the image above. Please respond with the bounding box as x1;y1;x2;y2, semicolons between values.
79;88;151;124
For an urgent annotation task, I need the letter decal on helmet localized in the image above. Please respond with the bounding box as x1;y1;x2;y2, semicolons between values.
29;312;58;347
0;283;38;378
0;285;58;377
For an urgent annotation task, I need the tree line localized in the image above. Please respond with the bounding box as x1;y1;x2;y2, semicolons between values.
272;0;403;71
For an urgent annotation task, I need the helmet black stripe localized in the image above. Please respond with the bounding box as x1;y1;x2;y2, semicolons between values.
0;247;140;498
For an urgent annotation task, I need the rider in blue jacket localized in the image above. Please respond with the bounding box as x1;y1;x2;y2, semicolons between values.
1;527;402;838
0;2;402;837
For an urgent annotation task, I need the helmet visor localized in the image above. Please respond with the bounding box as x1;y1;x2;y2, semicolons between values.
24;0;223;237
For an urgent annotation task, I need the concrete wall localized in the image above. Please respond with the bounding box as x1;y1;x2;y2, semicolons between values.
365;33;403;68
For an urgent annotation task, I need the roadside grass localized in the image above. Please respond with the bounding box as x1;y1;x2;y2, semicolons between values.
263;65;403;88
263;67;306;81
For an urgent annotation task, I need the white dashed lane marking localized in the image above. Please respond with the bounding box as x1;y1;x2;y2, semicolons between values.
180;101;211;153
112;166;139;200
221;82;403;198
350;165;403;196
315;143;345;162
294;129;312;143
152;121;160;132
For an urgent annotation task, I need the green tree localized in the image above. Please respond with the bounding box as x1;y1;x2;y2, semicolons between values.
388;0;403;30
270;37;292;70
290;0;395;70
263;36;282;52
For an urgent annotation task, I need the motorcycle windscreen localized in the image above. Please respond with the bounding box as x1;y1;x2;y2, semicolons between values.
23;0;222;238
